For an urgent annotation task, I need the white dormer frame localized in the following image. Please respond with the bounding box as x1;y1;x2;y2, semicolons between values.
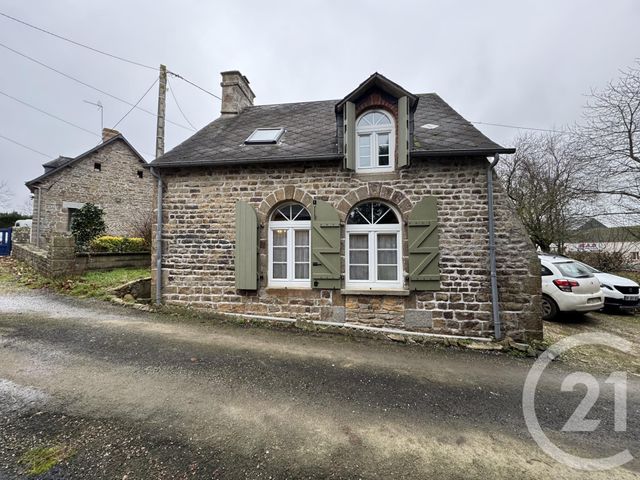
355;110;395;173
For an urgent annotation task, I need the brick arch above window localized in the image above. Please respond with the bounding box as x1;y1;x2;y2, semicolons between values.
336;183;413;222
355;90;399;118
257;186;313;221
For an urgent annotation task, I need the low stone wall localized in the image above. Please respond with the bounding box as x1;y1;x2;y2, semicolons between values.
75;252;150;271
12;231;150;277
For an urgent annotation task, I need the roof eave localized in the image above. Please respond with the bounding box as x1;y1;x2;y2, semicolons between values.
411;148;515;157
151;154;344;169
335;72;418;112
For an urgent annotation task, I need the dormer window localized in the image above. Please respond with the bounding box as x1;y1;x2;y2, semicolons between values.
245;128;284;144
356;110;395;172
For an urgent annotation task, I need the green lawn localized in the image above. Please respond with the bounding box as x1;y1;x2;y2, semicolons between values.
0;257;149;301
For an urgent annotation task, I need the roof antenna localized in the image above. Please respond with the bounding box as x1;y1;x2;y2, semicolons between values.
83;100;104;133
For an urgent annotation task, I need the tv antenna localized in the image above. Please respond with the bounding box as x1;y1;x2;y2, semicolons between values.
83;100;104;132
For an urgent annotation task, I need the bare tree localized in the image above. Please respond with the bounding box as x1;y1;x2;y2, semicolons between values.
573;61;640;218
498;132;590;252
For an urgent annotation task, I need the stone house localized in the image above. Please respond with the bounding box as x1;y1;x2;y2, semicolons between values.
26;129;153;249
150;71;542;342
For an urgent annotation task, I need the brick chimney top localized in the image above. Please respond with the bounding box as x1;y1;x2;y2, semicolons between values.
102;128;120;142
220;71;255;117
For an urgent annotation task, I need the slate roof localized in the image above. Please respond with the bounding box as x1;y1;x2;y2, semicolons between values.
152;93;512;168
26;134;147;189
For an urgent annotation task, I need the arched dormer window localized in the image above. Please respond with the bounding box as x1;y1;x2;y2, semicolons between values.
356;110;395;173
268;203;311;288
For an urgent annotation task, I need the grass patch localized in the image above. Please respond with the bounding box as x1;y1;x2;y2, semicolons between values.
0;258;149;300
19;444;73;476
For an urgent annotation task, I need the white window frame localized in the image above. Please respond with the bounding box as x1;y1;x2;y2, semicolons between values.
268;207;311;288
345;204;403;290
356;110;395;173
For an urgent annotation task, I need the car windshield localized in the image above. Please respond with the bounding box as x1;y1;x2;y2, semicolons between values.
554;261;594;278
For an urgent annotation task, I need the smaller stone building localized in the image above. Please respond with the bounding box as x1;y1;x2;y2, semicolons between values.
26;129;153;248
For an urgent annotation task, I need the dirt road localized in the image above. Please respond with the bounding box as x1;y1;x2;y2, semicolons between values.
0;289;637;479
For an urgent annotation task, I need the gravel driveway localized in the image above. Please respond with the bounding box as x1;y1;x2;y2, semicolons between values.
0;289;638;479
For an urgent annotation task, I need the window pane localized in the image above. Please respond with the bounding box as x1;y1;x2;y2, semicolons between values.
350;265;369;280
349;234;368;249
358;135;371;167
273;247;287;262
374;112;391;125
358;113;374;127
273;263;287;279
377;208;399;224
377;265;397;281
349;250;368;264
377;250;396;265
295;230;309;246
296;208;311;221
378;233;397;249
295;263;309;279
273;229;287;246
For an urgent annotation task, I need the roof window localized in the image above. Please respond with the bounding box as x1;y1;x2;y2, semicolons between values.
245;128;284;144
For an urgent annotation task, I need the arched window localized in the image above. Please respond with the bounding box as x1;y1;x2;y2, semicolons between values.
268;203;311;287
345;201;402;289
356;110;395;172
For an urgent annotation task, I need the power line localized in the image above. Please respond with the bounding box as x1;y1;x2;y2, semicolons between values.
470;121;568;134
0;10;221;100
113;78;158;128
0;133;51;158
0;41;194;131
0;11;156;71
0;89;99;137
167;76;197;130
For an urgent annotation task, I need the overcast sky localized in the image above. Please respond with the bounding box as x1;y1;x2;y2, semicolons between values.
1;0;639;212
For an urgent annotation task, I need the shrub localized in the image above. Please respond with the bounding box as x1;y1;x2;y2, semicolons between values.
70;203;106;252
570;250;628;272
90;236;148;253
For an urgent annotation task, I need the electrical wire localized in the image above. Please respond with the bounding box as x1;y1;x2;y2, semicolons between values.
0;10;221;100
470;121;568;134
0;89;99;137
0;41;194;131
113;78;158;128
167;76;197;130
0;11;156;71
0;133;51;157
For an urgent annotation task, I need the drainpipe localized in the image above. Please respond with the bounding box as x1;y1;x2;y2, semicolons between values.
35;186;42;248
150;167;163;305
487;154;502;339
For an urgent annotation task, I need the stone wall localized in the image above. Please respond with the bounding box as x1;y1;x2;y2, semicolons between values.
31;139;153;249
153;157;542;342
13;232;150;277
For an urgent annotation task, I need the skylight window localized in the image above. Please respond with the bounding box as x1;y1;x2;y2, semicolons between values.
245;128;284;144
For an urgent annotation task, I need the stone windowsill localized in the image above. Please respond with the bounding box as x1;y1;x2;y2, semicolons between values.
340;289;410;297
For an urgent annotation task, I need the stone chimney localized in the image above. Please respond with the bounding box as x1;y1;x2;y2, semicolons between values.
220;71;255;117
102;128;120;142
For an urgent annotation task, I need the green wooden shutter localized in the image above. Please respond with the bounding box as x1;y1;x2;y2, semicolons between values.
235;201;258;290
398;96;410;168
344;101;356;170
311;199;341;289
408;196;440;291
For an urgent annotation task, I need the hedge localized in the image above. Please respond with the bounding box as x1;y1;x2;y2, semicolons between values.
90;236;148;253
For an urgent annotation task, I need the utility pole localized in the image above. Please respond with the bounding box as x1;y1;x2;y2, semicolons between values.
155;64;167;158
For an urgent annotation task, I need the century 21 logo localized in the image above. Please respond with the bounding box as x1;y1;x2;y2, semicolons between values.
522;333;633;471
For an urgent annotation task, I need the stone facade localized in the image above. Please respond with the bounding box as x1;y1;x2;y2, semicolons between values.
29;136;153;249
152;157;542;343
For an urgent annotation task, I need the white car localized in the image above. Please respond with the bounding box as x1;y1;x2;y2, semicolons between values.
14;219;32;228
539;254;604;320
575;261;640;310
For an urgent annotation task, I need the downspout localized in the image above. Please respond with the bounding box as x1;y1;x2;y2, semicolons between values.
487;154;502;339
150;167;163;305
35;186;42;248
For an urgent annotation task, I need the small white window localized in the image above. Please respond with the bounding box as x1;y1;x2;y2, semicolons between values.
356;111;395;173
245;128;285;144
268;203;311;288
345;201;402;289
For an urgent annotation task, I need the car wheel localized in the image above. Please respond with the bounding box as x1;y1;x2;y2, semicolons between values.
541;295;559;321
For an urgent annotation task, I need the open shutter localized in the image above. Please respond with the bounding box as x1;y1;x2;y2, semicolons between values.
398;96;410;168
408;196;440;291
235;201;258;290
311;199;341;289
343;101;356;170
